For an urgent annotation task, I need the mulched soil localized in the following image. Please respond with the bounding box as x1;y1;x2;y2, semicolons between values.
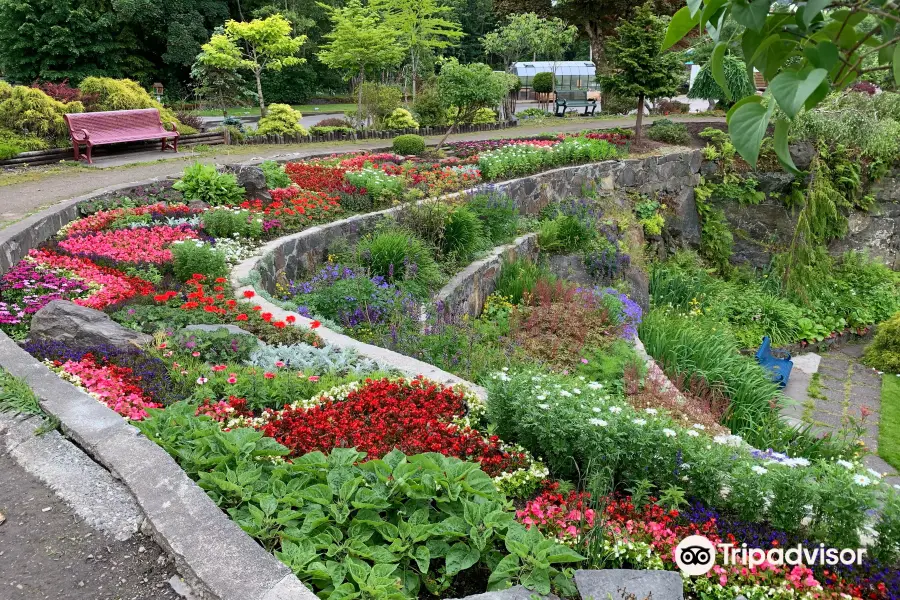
0;452;181;600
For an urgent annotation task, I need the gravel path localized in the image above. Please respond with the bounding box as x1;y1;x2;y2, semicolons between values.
0;451;182;600
0;116;724;228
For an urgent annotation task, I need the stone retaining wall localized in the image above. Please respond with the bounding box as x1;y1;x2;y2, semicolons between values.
250;149;703;296
434;233;539;320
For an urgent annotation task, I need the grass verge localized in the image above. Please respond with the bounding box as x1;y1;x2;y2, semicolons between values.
0;370;42;415
878;374;900;471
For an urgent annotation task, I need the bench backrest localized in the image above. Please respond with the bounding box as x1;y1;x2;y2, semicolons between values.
65;108;167;137
556;90;588;101
756;336;772;362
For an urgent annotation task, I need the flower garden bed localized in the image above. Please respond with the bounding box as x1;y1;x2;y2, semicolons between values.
0;132;898;600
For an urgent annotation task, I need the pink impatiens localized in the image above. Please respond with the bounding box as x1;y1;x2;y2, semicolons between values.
57;225;198;264
57;354;161;420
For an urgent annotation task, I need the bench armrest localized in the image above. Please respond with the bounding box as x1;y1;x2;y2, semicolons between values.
168;122;179;135
71;128;90;142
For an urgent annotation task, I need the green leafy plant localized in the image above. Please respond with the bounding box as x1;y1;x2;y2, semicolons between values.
467;192;519;245
864;312;900;374
173;163;246;206
171;240;228;282
441;205;486;262
357;230;442;297
260;160;292;189
137;406;582;598
392;134;426;156
256;103;309;136
383;108;419;130
646;119;690;145
201;208;263;240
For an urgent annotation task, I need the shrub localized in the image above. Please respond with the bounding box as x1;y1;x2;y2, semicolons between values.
33;79;99;110
850;81;877;95
518;108;552;120
247;342;381;374
173;163;245;206
259;160;291;189
0;85;82;141
171;240;228;282
201;207;263;239
472;107;497;124
653;99;690;114
255;104;308;136
309;125;354;136
864;312;900;374
0;142;21;159
78;77;183;130
688;56;756;103
646;119;690;145
392;134;426;156
538;215;593;253
383;107;419;130
357;230;442;297
601;94;633;115
532;72;554;94
412;84;447;126
316;117;353;128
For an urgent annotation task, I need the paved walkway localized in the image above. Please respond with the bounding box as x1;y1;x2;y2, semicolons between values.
783;342;897;485
0;414;183;599
0;116;723;228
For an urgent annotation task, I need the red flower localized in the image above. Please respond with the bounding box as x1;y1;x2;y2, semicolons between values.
310;320;321;329
215;277;227;283
286;315;296;324
264;372;276;379
243;290;255;298
192;274;205;281
236;314;248;321
273;321;286;328
261;312;273;322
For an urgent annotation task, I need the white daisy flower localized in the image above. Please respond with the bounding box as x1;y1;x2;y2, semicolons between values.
592;407;603;413
645;408;658;416
588;382;604;390
633;418;647;426
853;474;872;487
837;459;854;469
590;418;608;427
692;424;706;430
751;465;768;475
662;428;676;438
609;406;622;414
686;430;700;437
538;403;550;410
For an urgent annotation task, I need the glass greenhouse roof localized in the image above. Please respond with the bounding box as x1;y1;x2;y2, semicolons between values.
512;61;596;78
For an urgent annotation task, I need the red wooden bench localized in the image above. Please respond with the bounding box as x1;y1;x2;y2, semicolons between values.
64;108;179;164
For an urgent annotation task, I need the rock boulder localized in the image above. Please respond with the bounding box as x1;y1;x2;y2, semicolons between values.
30;301;153;350
574;569;684;600
221;164;272;204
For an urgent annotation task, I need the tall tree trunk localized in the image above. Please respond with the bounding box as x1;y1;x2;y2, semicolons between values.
255;68;266;117
437;118;459;148
635;92;644;142
357;66;365;128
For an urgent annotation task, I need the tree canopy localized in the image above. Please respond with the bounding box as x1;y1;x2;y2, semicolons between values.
598;2;683;141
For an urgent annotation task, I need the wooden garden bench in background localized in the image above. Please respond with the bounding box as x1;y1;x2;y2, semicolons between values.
64;108;179;164
554;90;598;117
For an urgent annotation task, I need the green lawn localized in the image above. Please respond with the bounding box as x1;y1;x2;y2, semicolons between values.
194;104;356;117
879;374;900;471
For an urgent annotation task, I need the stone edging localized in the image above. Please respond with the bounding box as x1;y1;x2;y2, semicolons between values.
0;179;316;600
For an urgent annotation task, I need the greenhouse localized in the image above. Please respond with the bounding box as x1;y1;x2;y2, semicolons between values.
512;61;598;96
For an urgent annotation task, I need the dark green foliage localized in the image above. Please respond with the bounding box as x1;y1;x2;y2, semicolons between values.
392;134;426;156
596;3;683;139
467;192;519;245
357;230;442;297
531;71;554;94
600;94;634;115
136;408;584;598
171;241;228;282
201;208;263;239
688;55;756;102
646;119;690;145
538;215;592;253
442;205;485;261
260;160;291;189
412;84;447;126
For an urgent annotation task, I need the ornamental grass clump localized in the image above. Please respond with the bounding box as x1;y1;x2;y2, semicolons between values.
356;230;442;298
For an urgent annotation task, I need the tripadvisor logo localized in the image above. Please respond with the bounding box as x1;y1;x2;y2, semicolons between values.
674;535;867;576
